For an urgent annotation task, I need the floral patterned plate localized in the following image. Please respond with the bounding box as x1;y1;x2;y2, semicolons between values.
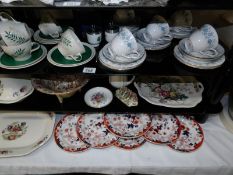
76;113;118;148
54;114;90;152
168;115;204;152
0;112;55;157
104;113;151;138
134;80;204;108
143;114;180;144
114;137;146;150
0;78;34;104
84;87;113;108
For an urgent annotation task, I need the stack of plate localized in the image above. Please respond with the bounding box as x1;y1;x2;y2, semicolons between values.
99;43;146;71
174;38;225;69
33;30;61;45
170;26;196;39
135;28;173;50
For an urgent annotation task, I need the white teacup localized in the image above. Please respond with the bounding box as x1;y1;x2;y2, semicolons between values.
143;23;171;43
184;24;218;57
1;40;40;61
109;75;135;88
58;29;85;61
38;23;62;39
0;21;31;46
108;27;139;59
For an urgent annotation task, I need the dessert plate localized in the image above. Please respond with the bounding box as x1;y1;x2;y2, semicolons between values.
76;113;118;148
104;113;151;138
168;115;204;152
143;114;180;144
0;45;47;70
0;78;34;104
54;114;90;152
84;87;113;108
134;80;204;108
114;137;146;150
0;112;55;158
47;43;96;68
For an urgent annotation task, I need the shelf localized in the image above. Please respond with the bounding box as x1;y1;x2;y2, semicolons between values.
0;0;233;9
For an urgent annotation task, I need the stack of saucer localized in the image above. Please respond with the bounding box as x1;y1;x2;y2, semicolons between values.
170;26;196;39
99;28;146;71
174;24;225;69
136;23;173;50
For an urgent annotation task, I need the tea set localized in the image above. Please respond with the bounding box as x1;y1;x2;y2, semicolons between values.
174;24;226;69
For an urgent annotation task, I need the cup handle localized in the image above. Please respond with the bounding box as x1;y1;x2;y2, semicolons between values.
184;39;193;53
158;34;173;41
199;49;218;58
125;76;135;86
31;42;40;53
0;12;16;22
122;51;140;59
68;53;82;62
142;32;150;42
49;32;60;39
107;47;116;58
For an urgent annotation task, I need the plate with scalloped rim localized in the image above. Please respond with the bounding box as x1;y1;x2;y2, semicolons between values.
114;137;146;150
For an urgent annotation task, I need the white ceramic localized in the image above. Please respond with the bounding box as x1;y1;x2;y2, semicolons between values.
134;79;204;108
184;24;218;56
84;87;113;108
1;40;40;61
109;28;139;59
0;78;34;104
143;23;171;43
96;0;128;5
0;21;31;46
86;32;102;47
170;26;196;39
58;29;85;61
0;112;55;158
105;31;118;43
38;23;62;39
109;75;135;88
33;30;60;45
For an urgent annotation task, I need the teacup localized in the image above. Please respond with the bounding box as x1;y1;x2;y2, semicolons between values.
143;23;171;43
109;75;135;88
184;24;218;57
58;29;85;61
38;23;62;39
86;31;102;47
0;21;31;46
108;27;139;59
1;40;40;61
105;23;119;43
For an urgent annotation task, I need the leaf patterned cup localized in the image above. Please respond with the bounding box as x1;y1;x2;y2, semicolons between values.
1;40;40;61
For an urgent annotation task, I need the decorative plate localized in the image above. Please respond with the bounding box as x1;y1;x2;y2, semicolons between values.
0;78;34;104
104;113;151;138
134;79;204;108
0;45;47;70
54;114;90;152
0;112;55;158
76;113;118;148
47;43;96;68
168;115;204;152
31;75;89;103
143;114;180;144
114;137;146;150
115;87;138;107
84;87;113;108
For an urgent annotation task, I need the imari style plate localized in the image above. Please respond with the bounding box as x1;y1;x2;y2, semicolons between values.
54;114;90;153
134;79;204;108
168;115;204;152
0;112;55;157
84;87;113;108
76;113;118;148
143;114;180;144
114;137;146;150
104;113;152;138
0;78;34;104
47;43;96;68
0;45;47;70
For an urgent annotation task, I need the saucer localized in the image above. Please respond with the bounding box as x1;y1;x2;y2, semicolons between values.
47;43;96;68
84;87;113;108
0;45;47;70
33;30;60;45
179;39;225;59
170;26;196;39
102;43;145;64
174;45;225;69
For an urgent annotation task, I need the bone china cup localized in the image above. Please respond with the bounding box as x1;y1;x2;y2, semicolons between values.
38;23;62;38
144;23;170;41
109;27;138;58
58;29;85;61
184;24;218;53
1;40;40;61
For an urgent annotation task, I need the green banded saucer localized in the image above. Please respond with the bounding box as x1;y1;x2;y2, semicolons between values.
0;45;47;70
47;43;96;68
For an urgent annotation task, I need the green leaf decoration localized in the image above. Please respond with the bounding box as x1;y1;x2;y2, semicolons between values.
4;31;27;45
62;38;72;47
15;48;25;56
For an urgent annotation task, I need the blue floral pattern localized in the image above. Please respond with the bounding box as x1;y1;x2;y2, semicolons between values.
201;24;217;48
